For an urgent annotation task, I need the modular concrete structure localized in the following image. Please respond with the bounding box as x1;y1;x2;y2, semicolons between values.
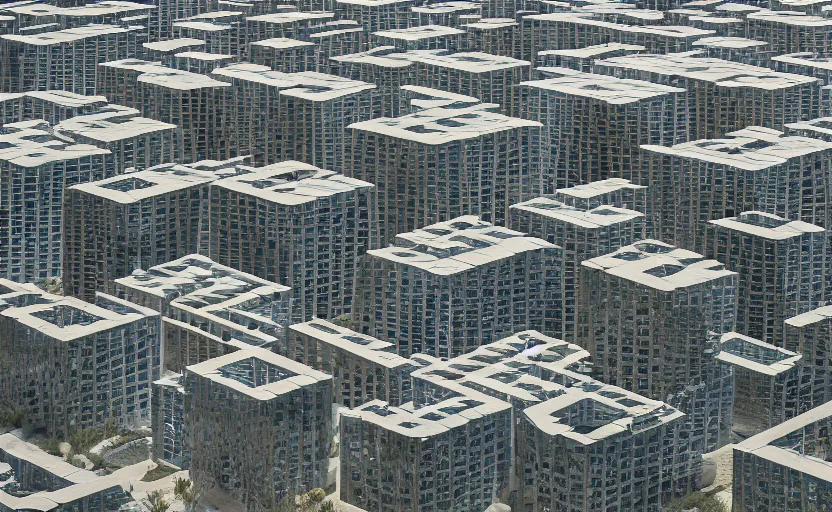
354;217;562;357
411;1;481;27
114;254;293;372
63;158;246;302
330;46;415;116
594;52;823;140
341;395;512;512
0;280;160;436
0;24;145;95
785;306;832;416
211;63;377;169
772;52;832;86
1;90;108;126
334;0;417;32
733;401;832;511
705;211;827;344
641;126;832;257
288;319;419;407
249;37;317;71
517;70;686;190
0;121;113;282
151;373;187;468
209;160;376;321
173;11;246;59
0;432;150;512
97;59;235;163
346;104;542;244
510;197;644;341
552;177;648;213
185;348;332;511
409;331;700;512
580;240;738;452
715;332;801;438
691;36;771;66
460;18;519;57
53;105;177;172
246;11;336;42
520;13;713;62
372;25;464;50
536;42;645;72
745;9;832;55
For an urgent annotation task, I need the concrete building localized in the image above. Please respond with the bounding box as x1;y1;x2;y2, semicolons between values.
353;217;562;357
288;319;420;407
151;373;187;468
246;12;336;42
371;25;465;50
185;348;332;510
172;51;236;74
53;105;177;172
580;240;738;452
98;60;235;163
705;211;827;344
249;38;317;72
510;197;644;342
0;280;160;436
142;37;206;64
63;158;245;302
536;42;645;72
0;432;152;512
0;24;145;96
409;331;700;511
715;332;801;438
745;9;832;55
17;90;108;126
346;104;542;244
309;23;367;75
411;1;481;27
334;0;417;33
520;13;712;62
691;36;771;66
460;18;519;57
773;52;832;86
552;177;648;213
0;121;113;282
113;254;293;372
330;46;415;117
784;306;832;417
517;70;686;190
172;11;246;59
340;396;512;512
641;126;832;257
733;401;832;511
211;63;377;169
594;52;822;140
209;160;377;321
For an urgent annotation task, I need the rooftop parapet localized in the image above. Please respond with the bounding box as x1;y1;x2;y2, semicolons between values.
709;211;825;240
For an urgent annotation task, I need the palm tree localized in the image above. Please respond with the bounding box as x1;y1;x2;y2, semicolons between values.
181;484;201;512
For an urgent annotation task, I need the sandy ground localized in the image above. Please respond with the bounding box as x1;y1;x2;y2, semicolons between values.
130;466;189;512
702;443;734;509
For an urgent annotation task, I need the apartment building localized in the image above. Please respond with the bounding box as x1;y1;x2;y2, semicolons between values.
209;160;376;321
594;52;822;139
114;254;293;372
211;63;377;169
371;25;465;50
246;11;336;42
510;197;644;341
62;158;245;302
784;306;832;416
98;60;235;163
309;25;367;73
745;9;832;55
19;90;108;125
142;37;206;64
172;11;246;58
733;401;832;511
580;240;738;452
340;396;512;512
409;331;701;511
171;51;236;74
288;319;420;407
330;47;415;116
0;24;145;95
552;177;648;213
0;280;160;436
0;121;113;282
151;373;187;468
715;332;801;437
335;0;418;32
691;36;771;66
641;127;832;256
185;348;332;509
346;104;542;244
249;38;317;71
705;211;827;344
536;42;645;72
411;1;480;26
152;0;212;41
517;70;686;190
396;84;483;114
353;217;562;357
520;13;712;63
54;105;177;172
460;18;519;57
